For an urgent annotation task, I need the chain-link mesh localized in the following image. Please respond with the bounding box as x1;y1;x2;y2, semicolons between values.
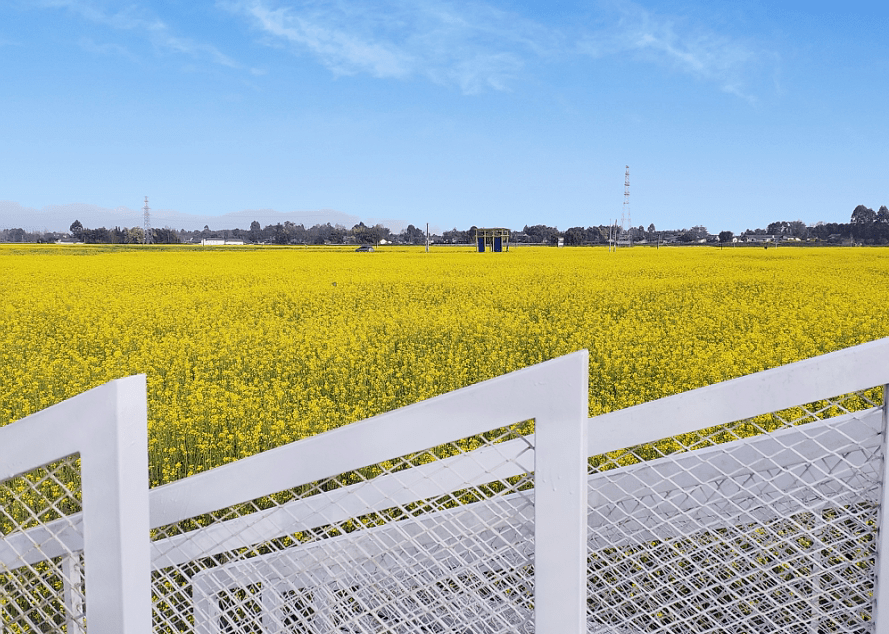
0;454;86;634
151;423;536;633
587;389;884;633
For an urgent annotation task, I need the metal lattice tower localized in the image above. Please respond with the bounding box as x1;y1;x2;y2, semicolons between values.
142;196;151;245
620;165;630;233
616;166;632;246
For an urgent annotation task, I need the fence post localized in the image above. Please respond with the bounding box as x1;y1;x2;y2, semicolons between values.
534;351;588;634
0;376;150;634
62;554;86;634
875;384;889;633
79;375;151;634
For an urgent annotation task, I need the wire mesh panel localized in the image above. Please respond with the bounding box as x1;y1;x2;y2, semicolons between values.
0;453;86;634
586;389;884;634
150;423;536;634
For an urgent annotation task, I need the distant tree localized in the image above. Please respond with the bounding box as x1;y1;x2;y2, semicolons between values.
564;226;586;246
70;220;83;241
442;228;468;244
523;224;560;245
788;220;808;238
292;222;309;244
371;223;391;244
83;227;110;244
878;206;889;224
272;223;288;244
767;221;790;235
154;227;180;244
128;226;145;244
260;224;276;243
851;205;876;224
718;230;734;246
647;223;655;240
401;224;426;244
352;222;375;244
248;220;261;243
308;223;333;244
328;225;346;244
584;226;605;244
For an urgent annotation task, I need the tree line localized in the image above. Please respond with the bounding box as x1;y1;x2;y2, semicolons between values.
733;205;889;245
0;204;886;245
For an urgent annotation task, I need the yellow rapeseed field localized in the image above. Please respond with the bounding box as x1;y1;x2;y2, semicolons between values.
2;244;888;487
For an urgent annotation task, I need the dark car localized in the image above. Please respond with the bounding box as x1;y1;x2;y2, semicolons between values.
355;245;375;252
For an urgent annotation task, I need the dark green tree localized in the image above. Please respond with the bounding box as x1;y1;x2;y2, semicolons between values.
70;219;83;240
401;224;425;244
272;223;288;244
564;227;586;245
851;205;876;224
788;220;808;238
248;220;261;243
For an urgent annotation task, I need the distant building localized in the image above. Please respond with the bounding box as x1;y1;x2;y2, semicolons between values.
744;234;779;244
201;238;245;246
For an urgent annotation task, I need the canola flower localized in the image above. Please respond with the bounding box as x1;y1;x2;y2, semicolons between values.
2;244;889;488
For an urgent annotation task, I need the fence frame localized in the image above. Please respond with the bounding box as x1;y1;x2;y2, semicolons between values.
583;337;889;634
146;350;588;634
5;339;889;632
877;384;889;630
0;375;151;634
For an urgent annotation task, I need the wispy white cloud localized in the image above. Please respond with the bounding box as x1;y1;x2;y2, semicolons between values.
221;0;559;93
223;0;772;100
578;1;771;103
33;0;250;73
37;0;775;100
77;36;136;60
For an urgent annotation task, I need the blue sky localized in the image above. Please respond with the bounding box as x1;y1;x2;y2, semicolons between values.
2;0;887;233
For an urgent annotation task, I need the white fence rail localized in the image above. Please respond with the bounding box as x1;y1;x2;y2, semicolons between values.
3;340;889;632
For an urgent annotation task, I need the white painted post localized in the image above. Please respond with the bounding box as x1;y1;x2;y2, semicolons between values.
534;350;588;634
874;384;889;634
79;375;151;634
0;375;151;634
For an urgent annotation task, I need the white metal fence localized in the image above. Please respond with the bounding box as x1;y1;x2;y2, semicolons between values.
3;340;889;633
